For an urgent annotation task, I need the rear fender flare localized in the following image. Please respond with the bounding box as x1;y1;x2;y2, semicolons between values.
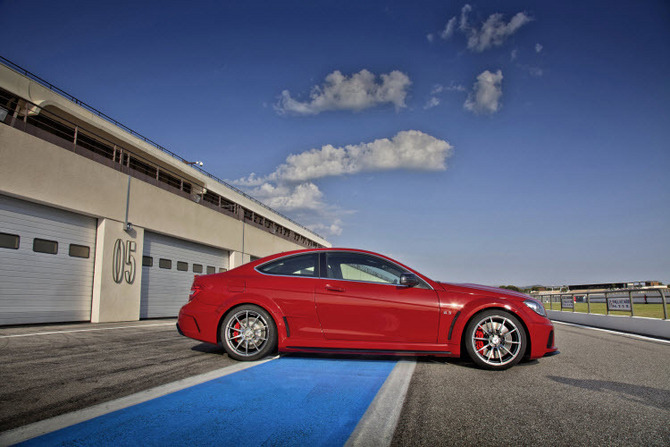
216;293;287;347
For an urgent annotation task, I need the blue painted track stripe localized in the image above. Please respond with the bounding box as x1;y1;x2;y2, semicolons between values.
20;357;396;446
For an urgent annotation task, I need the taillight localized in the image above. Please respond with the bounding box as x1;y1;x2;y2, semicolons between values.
189;281;203;302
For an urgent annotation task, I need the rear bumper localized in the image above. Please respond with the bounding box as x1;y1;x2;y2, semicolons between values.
177;301;221;345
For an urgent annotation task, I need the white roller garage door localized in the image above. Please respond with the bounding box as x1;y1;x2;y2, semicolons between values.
0;195;97;325
141;231;228;318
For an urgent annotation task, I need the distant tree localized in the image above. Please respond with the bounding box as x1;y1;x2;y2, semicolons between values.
500;285;522;292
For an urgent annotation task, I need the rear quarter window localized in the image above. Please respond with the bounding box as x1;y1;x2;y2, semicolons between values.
257;253;318;277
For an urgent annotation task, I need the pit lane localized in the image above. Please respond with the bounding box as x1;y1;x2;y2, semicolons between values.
0;320;668;446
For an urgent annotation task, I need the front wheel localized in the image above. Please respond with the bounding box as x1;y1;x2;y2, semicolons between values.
464;310;527;370
220;305;277;361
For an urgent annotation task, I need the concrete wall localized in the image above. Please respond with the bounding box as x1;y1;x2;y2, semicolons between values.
547;310;670;339
0;123;319;323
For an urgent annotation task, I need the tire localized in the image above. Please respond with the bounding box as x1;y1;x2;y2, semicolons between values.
464;309;527;370
220;305;277;361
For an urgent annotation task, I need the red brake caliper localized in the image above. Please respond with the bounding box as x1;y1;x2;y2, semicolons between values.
475;328;485;351
233;322;241;341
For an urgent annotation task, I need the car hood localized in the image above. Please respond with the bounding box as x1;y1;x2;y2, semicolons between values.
439;282;531;301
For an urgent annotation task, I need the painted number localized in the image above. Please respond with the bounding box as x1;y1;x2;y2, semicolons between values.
112;239;136;284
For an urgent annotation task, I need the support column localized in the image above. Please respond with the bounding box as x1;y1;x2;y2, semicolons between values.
91;218;144;322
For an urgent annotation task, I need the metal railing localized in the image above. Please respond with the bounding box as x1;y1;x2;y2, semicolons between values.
0;89;322;248
0;55;324;241
532;287;669;320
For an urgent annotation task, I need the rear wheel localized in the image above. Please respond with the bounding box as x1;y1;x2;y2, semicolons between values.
464;310;526;370
220;305;277;361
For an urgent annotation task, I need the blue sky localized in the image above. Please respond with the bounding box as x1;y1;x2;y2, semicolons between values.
1;0;668;286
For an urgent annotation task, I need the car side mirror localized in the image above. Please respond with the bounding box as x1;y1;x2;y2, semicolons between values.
400;273;420;288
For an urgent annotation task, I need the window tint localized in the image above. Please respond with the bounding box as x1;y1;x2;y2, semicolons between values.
193;263;203;273
258;253;318;277
33;238;58;254
159;258;172;269
0;232;19;250
206;266;216;274
69;244;90;258
177;261;188;272
326;253;405;285
143;256;153;267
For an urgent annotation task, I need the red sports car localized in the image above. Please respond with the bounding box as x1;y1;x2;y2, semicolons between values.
177;248;557;370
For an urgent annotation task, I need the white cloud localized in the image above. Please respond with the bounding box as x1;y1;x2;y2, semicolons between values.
248;182;324;211
440;17;457;39
236;130;453;185
535;43;543;53
511;49;519;60
424;97;440;109
308;219;344;237
464;69;503;114
234;131;454;237
275;69;411;115
426;33;435;42
424;82;466;110
466;12;532;52
434;5;531;52
459;4;472;31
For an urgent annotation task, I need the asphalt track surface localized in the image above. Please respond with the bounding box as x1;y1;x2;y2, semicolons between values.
1;320;668;446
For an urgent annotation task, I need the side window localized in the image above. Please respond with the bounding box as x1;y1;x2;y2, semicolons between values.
193;263;203;273
33;238;58;255
206;266;216;274
257;253;318;277
69;244;90;258
0;232;20;250
326;253;405;285
159;258;172;269
143;256;153;267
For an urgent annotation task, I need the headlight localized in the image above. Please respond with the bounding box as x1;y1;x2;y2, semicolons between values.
524;299;546;317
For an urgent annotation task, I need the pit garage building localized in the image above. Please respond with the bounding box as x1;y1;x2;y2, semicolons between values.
0;58;330;326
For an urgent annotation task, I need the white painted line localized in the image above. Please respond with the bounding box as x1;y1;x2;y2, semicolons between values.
553;321;670;344
345;359;417;447
0;356;278;446
0;322;176;339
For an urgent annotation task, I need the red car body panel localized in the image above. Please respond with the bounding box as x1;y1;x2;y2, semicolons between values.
177;248;558;361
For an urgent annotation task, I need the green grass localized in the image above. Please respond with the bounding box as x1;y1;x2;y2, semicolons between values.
543;302;668;319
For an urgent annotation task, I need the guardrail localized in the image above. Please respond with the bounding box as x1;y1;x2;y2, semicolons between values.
532;287;669;320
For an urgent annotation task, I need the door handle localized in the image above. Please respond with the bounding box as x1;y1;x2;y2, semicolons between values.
325;285;345;293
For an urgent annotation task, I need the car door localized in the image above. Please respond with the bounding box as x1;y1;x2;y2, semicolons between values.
314;252;440;343
255;253;323;340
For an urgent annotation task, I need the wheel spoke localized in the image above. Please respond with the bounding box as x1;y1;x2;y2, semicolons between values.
234;316;246;329
476;343;492;353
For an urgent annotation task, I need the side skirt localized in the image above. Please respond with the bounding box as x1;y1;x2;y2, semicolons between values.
284;346;452;356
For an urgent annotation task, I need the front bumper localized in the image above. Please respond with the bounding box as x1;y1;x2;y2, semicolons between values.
527;320;559;359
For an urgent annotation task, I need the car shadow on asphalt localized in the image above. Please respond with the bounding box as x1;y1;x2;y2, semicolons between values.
421;356;540;370
190;343;226;355
547;376;670;411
